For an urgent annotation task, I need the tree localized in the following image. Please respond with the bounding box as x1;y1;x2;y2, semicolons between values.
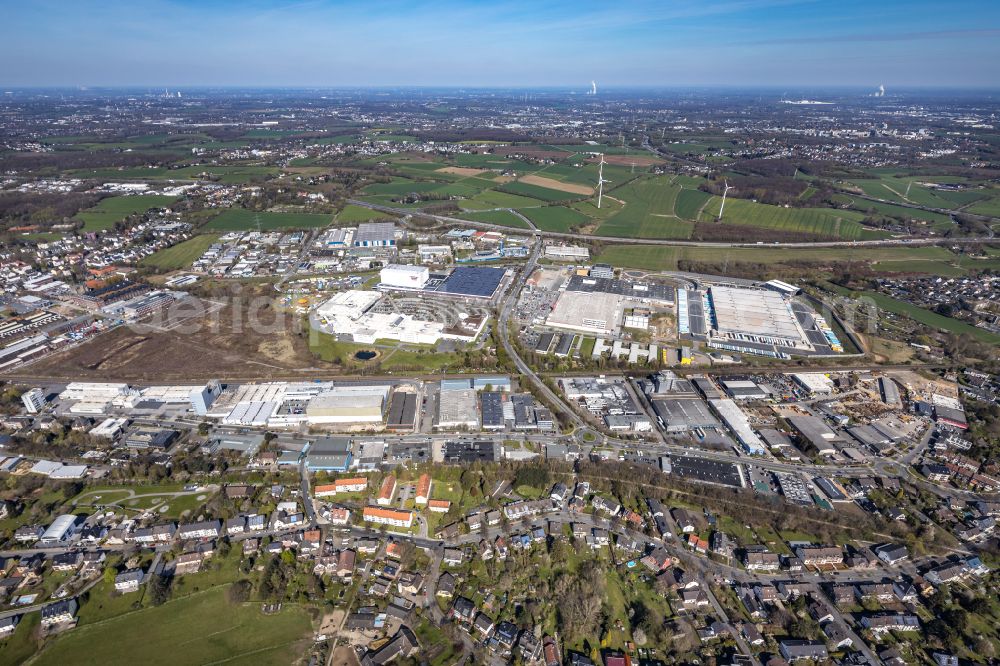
148;574;171;606
227;579;253;604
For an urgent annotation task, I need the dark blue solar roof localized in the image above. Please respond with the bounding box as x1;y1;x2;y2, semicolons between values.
436;266;505;297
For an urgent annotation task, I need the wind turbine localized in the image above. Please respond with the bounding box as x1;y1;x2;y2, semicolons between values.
596;154;611;209
717;180;731;221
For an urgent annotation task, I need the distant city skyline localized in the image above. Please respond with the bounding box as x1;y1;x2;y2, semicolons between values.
2;0;999;88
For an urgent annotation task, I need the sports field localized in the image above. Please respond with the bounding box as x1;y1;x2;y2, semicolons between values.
31;586;313;666
141;234;219;271
204;209;332;231
76;195;179;231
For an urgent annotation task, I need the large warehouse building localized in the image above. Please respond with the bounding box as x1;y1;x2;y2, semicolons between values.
305;387;388;424
313;290;446;345
437;388;479;429
546;291;623;336
380;264;430;290
707;286;810;349
434;266;507;300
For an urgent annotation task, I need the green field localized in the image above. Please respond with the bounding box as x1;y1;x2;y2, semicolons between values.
70;165;279;184
335;204;396;224
857;291;1000;344
309;332;461;372
595;244;971;275
521;205;589;233
703;198;866;239
966;192;1000;217
76;195;180;232
846;176;980;210
500;181;579;202
459;209;531;229
596;177;693;239
459;189;544;211
204;210;332;231
31;586;312;666
834;195;953;227
363;179;443;196
141;234;219;271
674;188;713;220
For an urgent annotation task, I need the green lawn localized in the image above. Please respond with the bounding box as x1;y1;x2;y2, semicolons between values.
204;209;332;231
77;579;146;625
0;612;40;666
76;195;180;232
309;332;461;372
141;234;219;271
32;586;312;666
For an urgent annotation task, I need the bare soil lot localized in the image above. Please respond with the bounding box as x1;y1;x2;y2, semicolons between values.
519;174;594;195
24;293;331;381
436;166;486;177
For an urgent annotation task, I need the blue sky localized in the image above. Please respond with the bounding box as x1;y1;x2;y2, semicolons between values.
2;0;999;88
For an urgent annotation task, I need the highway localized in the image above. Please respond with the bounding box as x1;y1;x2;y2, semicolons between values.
347;198;995;249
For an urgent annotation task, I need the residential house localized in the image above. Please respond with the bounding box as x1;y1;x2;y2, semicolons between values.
779;639;829;662
472;612;494;638
861;613;920;636
743;549;781;571
40;599;77;627
114;568;144;593
794;545;843;567
176;520;221;540
436;572;456;598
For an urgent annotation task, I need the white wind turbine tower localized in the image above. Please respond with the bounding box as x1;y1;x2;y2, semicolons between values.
717;180;731;221
596;154;611;209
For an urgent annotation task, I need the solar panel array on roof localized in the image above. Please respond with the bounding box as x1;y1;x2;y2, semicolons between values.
480;391;505;429
435;267;506;298
553;334;574;357
386;393;417;430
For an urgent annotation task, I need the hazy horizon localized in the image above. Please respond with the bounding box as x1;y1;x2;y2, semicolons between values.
2;0;999;88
